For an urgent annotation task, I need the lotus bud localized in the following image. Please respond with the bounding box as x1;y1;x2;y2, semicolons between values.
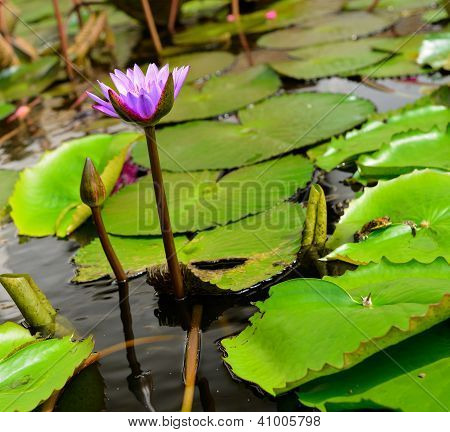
80;157;106;207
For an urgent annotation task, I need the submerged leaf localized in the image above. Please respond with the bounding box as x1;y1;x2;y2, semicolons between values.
309;105;449;171
102;155;313;236
326;170;450;264
298;322;450;411
74;202;305;292
9;132;139;237
161;66;281;123
0;322;93;412
222;259;450;395
132;92;374;171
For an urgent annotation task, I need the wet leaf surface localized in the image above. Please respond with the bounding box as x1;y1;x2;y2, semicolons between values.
222;259;450;395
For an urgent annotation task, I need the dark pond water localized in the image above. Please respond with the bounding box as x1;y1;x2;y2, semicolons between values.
0;47;448;411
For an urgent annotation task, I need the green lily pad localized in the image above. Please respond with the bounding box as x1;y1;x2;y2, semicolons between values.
348;54;428;78
0;169;19;222
0;322;93;412
345;0;435;11
162;65;281;123
132;92;375;171
326;170;450;264
10;132;140;237
298;321;450;412
357;127;450;177
417;33;450;70
0;57;59;102
173;0;342;46
0;103;15;120
422;8;448;24
309;105;449;171
102;154;313;235
257;11;396;50
271;40;389;80
165;51;235;83
181;0;230;20
222;259;450;396
74;202;306;291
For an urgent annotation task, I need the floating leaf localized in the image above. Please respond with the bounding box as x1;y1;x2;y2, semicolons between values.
357;127;450;178
349;54;427;78
161;66;281;123
309;105;449;171
417;33;450;70
0;169;19;221
326;170;450;264
165;51;235;83
0;57;59;101
257;11;395;50
102;154;313;235
10;132;140;237
222;259;450;396
271;40;389;80
132;92;375;171
173;0;341;46
0;322;93;412
74;202;305;292
298;321;449;412
345;0;436;12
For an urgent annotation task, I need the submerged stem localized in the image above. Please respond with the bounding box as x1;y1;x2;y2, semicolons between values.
144;126;185;299
181;304;203;412
91;206;128;283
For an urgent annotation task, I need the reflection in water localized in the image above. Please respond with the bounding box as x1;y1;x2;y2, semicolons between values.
118;280;155;411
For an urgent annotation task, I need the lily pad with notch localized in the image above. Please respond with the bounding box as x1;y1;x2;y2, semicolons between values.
101;154;313;235
222;258;450;395
74;202;306;293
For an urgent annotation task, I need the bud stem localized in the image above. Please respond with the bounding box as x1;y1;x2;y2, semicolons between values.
144;126;184;299
231;0;254;66
91;206;128;283
168;0;179;35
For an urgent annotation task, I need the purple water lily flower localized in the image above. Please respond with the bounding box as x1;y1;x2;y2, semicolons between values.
87;63;189;126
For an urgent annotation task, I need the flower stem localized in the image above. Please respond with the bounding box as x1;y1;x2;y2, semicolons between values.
231;0;253;66
52;0;74;80
181;304;203;412
168;0;179;34
139;0;163;55
144;126;184;299
91;206;128;283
